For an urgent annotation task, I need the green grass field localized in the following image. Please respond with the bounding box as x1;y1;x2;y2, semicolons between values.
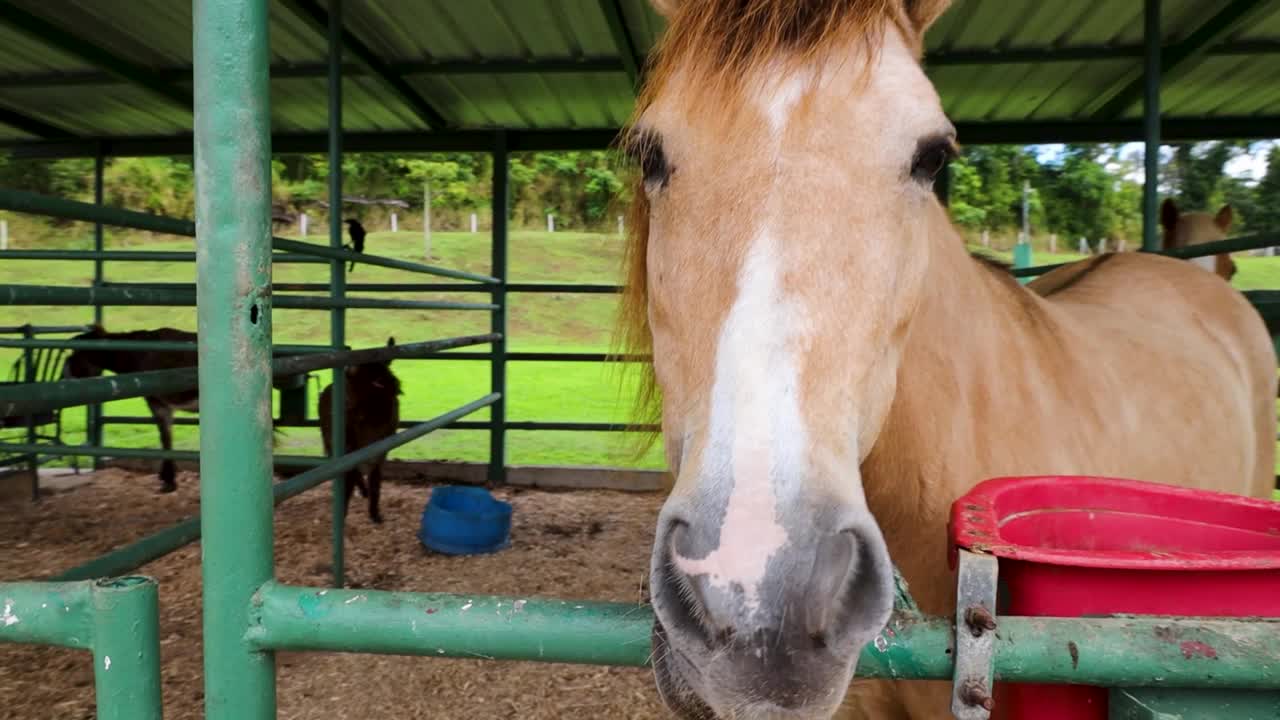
1;229;1277;487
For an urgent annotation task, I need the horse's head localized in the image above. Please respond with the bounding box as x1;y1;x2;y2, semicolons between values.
621;1;953;716
1160;199;1236;281
62;325;108;379
344;338;401;395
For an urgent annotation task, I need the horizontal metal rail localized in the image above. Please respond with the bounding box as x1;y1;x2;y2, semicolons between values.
101;416;657;433
246;585;1280;689
1012;231;1280;278
0;334;499;417
0;249;327;263
0;443;327;467
114;281;490;294
104;282;626;294
0;188;497;282
415;351;649;362
0;339;333;353
268;394;500;500
50;394;498;582
0;284;495;311
0;324;92;334
0;577;163;720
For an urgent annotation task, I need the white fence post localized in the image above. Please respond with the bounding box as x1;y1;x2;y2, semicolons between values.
617;215;624;236
299;213;308;238
470;213;478;234
0;219;7;250
1049;233;1057;254
390;212;398;233
981;230;989;247
1079;237;1087;254
547;214;555;233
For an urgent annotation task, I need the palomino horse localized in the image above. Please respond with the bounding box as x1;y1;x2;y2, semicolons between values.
62;326;306;493
1161;198;1237;281
616;1;1277;718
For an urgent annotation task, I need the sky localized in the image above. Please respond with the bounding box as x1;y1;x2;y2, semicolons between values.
1031;141;1276;184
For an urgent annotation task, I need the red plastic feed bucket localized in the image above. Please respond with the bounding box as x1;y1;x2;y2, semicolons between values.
949;476;1280;720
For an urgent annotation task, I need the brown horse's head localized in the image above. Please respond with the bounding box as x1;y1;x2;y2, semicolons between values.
620;1;953;716
1160;198;1237;281
345;337;402;395
61;325;109;379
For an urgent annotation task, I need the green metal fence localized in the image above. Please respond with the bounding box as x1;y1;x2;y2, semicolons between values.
2;0;1280;718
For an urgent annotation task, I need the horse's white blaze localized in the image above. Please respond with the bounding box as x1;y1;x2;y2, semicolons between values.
761;69;810;134
672;232;807;614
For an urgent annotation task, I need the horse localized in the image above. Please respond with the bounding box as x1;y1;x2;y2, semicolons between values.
318;337;401;524
345;218;367;272
62;326;306;493
615;2;1277;718
1161;198;1237;281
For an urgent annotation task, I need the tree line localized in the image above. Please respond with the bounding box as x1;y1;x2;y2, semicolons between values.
1;141;1276;242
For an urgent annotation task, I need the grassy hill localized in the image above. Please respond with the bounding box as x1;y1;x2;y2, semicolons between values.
1;230;1277;482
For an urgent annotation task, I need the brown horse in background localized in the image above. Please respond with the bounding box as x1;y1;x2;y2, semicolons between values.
617;1;1276;717
319;337;401;524
1161;198;1237;281
62;326;305;492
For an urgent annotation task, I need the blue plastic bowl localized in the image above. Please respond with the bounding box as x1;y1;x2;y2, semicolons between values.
418;485;513;555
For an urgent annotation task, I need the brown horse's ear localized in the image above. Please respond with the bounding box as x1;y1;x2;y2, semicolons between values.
1160;198;1180;244
904;0;952;34
1214;204;1233;232
386;337;395;347
648;0;680;18
85;324;106;338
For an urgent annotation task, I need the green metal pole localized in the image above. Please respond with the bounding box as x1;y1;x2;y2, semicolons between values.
245;587;1280;689
91;147;105;470
327;0;347;588
1142;0;1161;253
0;580;94;648
193;0;276;716
489;132;509;485
91;577;163;720
22;324;37;500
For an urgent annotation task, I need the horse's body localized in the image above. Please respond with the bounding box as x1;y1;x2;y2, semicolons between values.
1161;198;1237;281
63;326;304;492
318;338;401;523
618;2;1277;718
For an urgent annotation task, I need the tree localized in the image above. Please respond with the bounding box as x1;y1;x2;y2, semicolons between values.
1251;145;1280;235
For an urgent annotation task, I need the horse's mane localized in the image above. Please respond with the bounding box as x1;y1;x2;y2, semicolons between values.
613;0;947;451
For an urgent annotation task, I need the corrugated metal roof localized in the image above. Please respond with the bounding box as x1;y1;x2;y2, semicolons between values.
0;0;1276;149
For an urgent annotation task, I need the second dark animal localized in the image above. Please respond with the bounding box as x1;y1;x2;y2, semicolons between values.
318;337;401;523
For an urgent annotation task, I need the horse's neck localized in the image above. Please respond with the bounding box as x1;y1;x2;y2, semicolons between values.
862;214;1056;539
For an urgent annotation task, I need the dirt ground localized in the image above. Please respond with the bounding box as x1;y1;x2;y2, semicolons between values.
0;467;669;719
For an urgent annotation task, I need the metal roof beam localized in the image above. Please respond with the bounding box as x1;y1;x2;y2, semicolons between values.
5;117;1280;159
597;0;642;90
0;105;74;139
0;58;629;89
1091;0;1273;119
0;4;191;112
278;0;448;129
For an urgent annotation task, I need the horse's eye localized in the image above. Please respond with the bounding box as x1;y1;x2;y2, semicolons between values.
911;136;956;183
626;129;671;189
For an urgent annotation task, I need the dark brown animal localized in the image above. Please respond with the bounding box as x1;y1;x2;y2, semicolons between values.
62;326;303;492
318;337;401;523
